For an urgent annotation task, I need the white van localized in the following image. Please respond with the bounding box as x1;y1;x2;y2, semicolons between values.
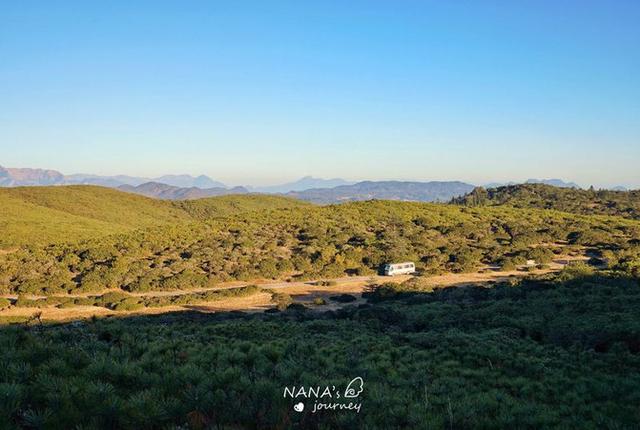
383;262;415;276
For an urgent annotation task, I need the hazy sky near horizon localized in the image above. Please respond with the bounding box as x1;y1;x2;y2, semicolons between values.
1;1;639;187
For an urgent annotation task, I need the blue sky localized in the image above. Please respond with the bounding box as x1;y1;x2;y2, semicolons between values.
1;1;639;187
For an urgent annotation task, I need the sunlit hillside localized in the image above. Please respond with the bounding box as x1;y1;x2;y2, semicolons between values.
0;186;308;247
454;184;640;219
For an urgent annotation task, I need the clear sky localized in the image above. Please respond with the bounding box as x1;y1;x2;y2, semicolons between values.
1;1;639;188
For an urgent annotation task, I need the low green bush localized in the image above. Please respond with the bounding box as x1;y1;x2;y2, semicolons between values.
312;297;327;305
113;298;144;312
0;297;11;309
329;294;357;303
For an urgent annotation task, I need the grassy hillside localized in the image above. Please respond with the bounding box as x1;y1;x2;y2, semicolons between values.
177;193;311;219
1;194;124;248
0;186;189;247
0;186;307;247
454;183;640;219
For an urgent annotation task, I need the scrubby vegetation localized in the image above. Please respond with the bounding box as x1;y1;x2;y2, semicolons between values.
0;271;639;428
2;191;639;296
6;285;263;312
2;185;640;428
454;183;640;219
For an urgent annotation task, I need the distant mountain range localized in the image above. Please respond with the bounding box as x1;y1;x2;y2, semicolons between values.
611;186;628;191
286;181;476;203
117;180;475;202
1;165;226;188
249;176;353;193
63;174;149;188
0;166;64;186
118;182;248;200
1;165;632;202
0;165;346;193
65;173;226;188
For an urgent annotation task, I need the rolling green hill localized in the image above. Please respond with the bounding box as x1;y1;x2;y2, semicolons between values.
453;183;640;219
176;193;311;219
0;186;189;247
0;186;308;247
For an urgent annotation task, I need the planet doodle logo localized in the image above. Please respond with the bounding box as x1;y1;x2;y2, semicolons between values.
284;377;364;414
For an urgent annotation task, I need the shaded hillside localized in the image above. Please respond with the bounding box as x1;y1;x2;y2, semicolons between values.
119;182;248;200
2;186;640;430
454;183;640;219
1;271;639;428
287;180;475;203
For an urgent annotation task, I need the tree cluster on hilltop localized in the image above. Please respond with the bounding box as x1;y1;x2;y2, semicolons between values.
453;183;640;219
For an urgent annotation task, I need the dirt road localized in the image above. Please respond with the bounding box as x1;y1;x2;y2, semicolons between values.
0;254;588;322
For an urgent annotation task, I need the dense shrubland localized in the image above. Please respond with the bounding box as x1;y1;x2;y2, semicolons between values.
0;270;638;429
1;186;640;428
2;199;639;296
454;183;640;219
